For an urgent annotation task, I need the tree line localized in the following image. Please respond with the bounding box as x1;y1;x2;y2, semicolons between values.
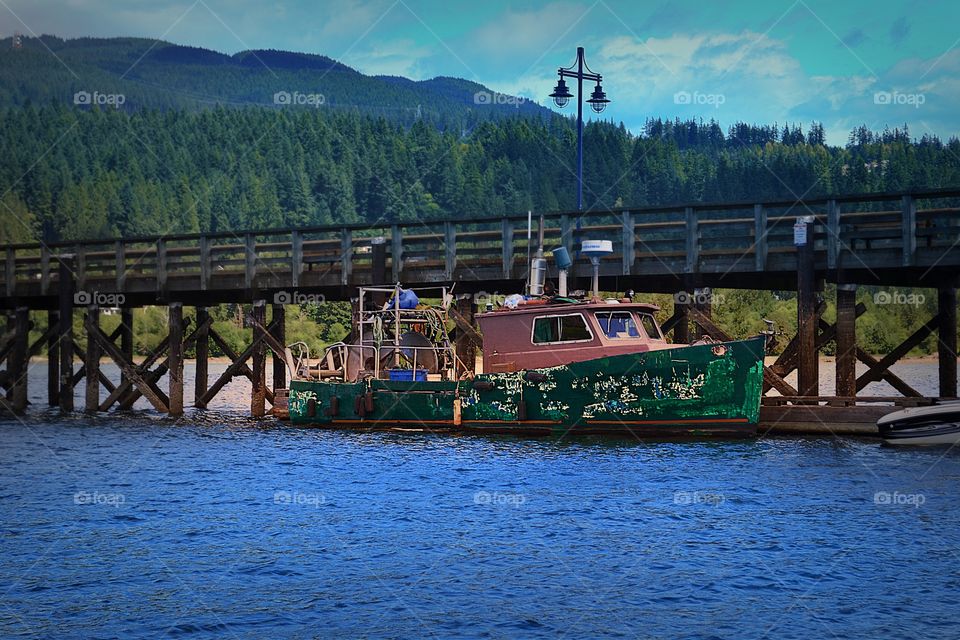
2;106;959;244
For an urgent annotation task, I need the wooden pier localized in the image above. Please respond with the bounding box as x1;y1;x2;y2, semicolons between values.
0;187;956;434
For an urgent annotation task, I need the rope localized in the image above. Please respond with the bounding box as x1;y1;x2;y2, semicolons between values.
372;315;384;349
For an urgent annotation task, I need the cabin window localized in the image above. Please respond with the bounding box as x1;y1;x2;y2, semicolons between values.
532;314;593;344
638;313;663;340
596;311;641;339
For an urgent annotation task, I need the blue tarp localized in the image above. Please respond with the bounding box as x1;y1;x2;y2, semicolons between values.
388;288;419;309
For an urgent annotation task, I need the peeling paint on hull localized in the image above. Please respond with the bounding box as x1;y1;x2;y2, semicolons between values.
288;336;766;438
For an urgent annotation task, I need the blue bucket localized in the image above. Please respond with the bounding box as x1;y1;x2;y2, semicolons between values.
388;368;428;382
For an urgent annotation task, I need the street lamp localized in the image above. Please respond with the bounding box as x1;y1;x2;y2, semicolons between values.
549;46;610;211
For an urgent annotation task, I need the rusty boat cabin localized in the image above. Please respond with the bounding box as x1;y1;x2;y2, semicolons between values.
478;297;672;373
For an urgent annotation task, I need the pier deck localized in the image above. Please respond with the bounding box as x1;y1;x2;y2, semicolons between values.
0;187;955;427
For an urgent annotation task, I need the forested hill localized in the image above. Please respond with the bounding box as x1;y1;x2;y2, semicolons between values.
1;36;959;245
3;105;959;244
0;35;549;128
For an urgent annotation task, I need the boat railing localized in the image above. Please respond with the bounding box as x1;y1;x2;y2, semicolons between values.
304;341;458;382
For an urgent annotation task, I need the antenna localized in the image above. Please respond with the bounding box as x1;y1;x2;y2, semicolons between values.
12;32;22;50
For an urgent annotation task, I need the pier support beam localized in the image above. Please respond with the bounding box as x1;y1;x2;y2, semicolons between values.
371;236;387;285
9;307;29;413
57;257;74;412
195;307;209;405
796;221;819;397
692;288;712;341
271;304;286;391
168;303;184;416
835;285;857;398
939;286;957;398
672;296;690;345
47;310;59;406
454;296;477;374
251;301;267;417
120;307;133;393
84;305;99;414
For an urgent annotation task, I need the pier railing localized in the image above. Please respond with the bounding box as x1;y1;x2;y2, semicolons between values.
2;187;958;302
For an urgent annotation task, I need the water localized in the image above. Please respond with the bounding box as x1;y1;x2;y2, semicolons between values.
2;361;957;638
2;408;959;639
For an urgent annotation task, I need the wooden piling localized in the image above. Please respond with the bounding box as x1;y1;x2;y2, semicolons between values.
84;305;99;413
10;307;29;413
195;307;209;405
835;284;857;398
57;257;74;412
251;300;267;417
796;221;819;397
692;288;712;341
673;296;690;345
120;307;133;393
271;304;286;391
455;296;477;374
168;302;184;416
47;310;59;406
939;286;958;398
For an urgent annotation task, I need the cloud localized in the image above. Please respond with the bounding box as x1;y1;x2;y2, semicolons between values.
348;38;435;79
840;28;867;48
889;17;911;45
466;2;591;68
544;30;960;145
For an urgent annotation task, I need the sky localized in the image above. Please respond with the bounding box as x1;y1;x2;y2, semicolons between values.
3;0;959;145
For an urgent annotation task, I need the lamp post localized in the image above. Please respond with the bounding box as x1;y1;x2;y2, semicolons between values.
549;46;610;212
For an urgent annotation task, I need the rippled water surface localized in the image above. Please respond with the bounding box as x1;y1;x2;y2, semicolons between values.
2;408;959;639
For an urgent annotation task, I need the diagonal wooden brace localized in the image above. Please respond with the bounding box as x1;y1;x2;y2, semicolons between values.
118;317;208;410
854;348;922;397
855;314;939;395
197;322;277;408
28;325;58;358
70;339;118;395
86;318;170;413
660;309;684;337
114;335;172;410
245;314;296;375
765;301;827;382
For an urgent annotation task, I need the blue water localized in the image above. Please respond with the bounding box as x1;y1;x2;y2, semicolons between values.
2;411;959;639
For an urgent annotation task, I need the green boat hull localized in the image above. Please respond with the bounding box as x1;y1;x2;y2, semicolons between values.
287;336;766;437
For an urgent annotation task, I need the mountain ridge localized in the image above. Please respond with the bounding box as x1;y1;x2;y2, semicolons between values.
0;34;551;127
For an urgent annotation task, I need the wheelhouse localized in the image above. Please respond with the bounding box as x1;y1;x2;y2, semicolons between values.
477;301;670;373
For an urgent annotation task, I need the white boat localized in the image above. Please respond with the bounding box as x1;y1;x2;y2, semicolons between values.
877;402;960;445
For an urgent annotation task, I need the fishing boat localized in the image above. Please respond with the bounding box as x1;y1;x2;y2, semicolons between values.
281;241;767;438
877;402;960;445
